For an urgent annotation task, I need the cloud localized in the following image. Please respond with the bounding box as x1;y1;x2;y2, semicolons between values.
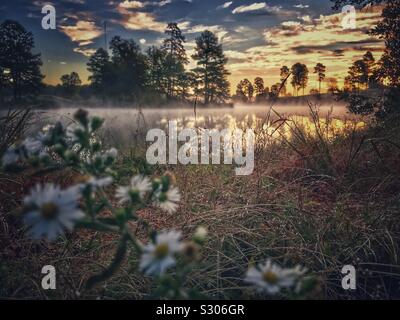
73;47;97;57
231;2;297;17
294;4;309;9
119;0;171;9
217;1;233;9
60;20;102;46
116;3;167;32
232;2;267;14
120;11;166;32
119;1;144;9
186;24;228;41
227;7;385;90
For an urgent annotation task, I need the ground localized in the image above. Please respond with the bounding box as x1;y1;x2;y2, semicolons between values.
1;113;400;300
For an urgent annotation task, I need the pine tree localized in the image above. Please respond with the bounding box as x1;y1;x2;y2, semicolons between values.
162;23;188;98
280;66;290;96
109;36;147;100
314;63;326;93
254;77;265;97
0;20;44;100
87;48;112;96
192;30;230;104
146;46;168;95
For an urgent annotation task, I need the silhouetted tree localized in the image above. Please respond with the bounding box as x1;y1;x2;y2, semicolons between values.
254;77;264;96
162;23;188;98
0;20;44;100
254;77;267;102
146;46;168;95
333;0;400;87
87;48;112;97
60;72;81;96
314;63;326;93
270;83;281;98
347;59;368;90
240;79;253;102
280;66;290;96
327;77;339;94
362;51;378;87
163;22;188;64
291;63;309;96
109;36;147;100
235;81;247;102
192;30;230;104
372;2;400;87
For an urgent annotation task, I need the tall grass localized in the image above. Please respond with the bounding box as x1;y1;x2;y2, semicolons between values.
1;104;400;299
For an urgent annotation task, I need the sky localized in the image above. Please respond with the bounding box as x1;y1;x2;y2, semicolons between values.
0;0;385;93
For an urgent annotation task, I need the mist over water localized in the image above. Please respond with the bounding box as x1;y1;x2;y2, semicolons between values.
28;102;356;149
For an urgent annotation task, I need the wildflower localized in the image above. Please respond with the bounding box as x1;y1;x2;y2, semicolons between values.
116;175;152;204
193;226;208;244
103;148;118;160
245;259;306;295
66;123;85;143
23;184;84;241
140;231;183;276
182;242;200;262
154;186;181;213
73;176;113;194
87;176;113;189
2;133;47;167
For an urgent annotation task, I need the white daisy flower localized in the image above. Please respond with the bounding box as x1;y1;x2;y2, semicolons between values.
154;186;181;213
103;148;118;160
2;132;48;167
73;176;113;193
140;231;184;276
115;175;152;204
87;176;113;189
245;259;306;295
23;184;84;241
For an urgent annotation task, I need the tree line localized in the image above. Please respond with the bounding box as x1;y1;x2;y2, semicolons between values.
0;20;231;106
1;0;399;111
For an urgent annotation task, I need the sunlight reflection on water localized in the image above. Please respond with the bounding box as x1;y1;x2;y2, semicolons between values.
31;104;365;148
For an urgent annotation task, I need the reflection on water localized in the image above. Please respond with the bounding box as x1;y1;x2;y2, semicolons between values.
30;104;365;148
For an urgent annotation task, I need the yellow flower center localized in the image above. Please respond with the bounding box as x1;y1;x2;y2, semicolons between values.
41;202;59;220
154;243;169;259
263;271;278;284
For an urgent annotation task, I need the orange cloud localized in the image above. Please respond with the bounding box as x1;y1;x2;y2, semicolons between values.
116;1;167;32
60;21;102;43
227;6;385;92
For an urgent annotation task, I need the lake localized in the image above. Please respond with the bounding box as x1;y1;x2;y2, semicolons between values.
29;103;363;149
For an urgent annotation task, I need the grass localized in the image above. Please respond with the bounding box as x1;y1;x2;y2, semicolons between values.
1;106;400;300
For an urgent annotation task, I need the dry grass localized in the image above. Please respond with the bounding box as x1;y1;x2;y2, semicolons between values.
1;107;400;300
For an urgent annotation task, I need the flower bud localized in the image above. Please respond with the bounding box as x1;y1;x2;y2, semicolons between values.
90;117;104;132
74;109;89;127
193;226;208;244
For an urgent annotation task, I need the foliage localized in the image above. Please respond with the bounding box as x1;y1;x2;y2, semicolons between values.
192;31;231;104
314;63;326;93
291;63;309;96
0;20;44;100
1;109;311;299
60;72;82;96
